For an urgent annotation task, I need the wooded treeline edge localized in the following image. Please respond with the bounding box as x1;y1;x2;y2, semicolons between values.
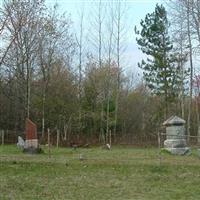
0;0;199;145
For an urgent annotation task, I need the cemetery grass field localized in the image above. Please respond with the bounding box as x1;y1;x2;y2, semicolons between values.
1;146;200;200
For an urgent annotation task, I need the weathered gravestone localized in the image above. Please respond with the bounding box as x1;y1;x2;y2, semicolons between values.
24;119;41;153
17;136;25;149
163;116;191;155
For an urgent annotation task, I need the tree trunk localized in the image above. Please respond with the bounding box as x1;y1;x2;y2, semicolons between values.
106;3;114;143
187;1;193;143
180;12;185;119
114;0;122;141
77;9;84;138
100;102;105;143
26;61;31;119
42;90;46;138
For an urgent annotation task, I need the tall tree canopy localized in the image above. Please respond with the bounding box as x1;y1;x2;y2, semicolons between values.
135;4;181;118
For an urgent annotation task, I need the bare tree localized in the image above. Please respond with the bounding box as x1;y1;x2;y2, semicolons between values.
105;1;115;142
38;4;75;137
2;0;46;121
76;7;85;137
113;0;127;138
186;0;194;142
0;0;21;67
167;0;195;140
89;0;106;142
167;0;189;118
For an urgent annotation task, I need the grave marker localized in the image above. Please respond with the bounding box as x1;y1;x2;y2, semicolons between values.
25;118;38;149
163;116;190;155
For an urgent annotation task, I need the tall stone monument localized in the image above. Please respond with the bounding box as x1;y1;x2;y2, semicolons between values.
163;116;190;155
24;118;39;153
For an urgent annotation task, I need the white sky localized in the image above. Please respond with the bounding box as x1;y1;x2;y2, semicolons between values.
0;0;162;76
45;0;162;75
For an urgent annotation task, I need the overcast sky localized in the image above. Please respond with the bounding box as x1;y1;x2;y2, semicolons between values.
0;0;162;76
45;0;162;76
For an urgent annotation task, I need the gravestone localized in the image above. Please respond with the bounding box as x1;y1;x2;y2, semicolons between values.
163;116;191;155
24;119;39;153
17;136;25;149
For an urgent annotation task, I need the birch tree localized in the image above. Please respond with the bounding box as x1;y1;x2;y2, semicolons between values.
185;0;193;142
76;8;85;136
113;0;127;138
89;0;106;142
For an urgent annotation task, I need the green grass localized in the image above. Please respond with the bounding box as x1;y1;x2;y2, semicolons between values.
1;145;200;199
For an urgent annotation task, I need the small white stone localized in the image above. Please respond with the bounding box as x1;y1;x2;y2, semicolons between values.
17;136;25;148
106;143;111;150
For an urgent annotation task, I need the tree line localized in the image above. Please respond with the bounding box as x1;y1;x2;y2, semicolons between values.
0;0;200;144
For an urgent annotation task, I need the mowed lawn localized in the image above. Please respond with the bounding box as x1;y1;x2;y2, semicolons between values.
1;145;200;200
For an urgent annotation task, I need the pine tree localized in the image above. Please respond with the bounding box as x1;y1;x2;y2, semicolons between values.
135;4;181;118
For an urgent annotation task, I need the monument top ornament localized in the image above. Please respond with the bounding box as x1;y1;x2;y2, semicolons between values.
163;115;186;126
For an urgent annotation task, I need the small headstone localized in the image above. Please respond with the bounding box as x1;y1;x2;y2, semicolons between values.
79;153;85;161
106;143;111;150
17;136;25;149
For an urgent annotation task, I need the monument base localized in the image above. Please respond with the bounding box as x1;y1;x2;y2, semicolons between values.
23;139;42;154
23;147;43;154
25;139;38;149
164;139;187;148
164;147;191;155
